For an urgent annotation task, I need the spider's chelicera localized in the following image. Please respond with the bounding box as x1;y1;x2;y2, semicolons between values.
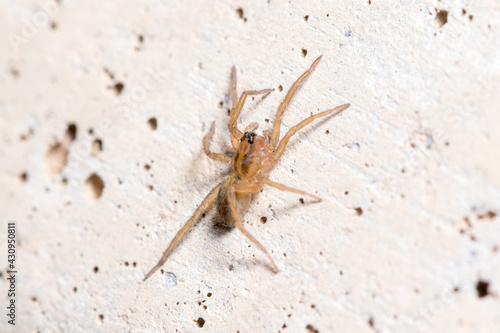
144;56;349;281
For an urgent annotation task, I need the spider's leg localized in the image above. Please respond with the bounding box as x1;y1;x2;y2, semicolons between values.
228;88;271;149
228;182;278;272
231;66;237;111
203;121;232;165
270;104;349;164
261;178;321;202
270;56;322;148
143;183;221;281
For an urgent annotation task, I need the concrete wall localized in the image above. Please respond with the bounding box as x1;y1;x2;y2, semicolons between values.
1;0;499;332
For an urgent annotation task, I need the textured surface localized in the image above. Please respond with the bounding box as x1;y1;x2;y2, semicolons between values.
1;0;500;332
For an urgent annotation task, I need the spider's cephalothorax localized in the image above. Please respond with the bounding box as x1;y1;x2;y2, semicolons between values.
144;56;350;281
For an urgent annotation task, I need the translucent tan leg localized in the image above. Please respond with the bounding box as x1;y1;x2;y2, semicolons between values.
228;66;271;148
261;178;322;202
271;56;323;148
203;121;232;165
228;88;271;148
228;182;278;272
271;104;350;164
143;183;221;281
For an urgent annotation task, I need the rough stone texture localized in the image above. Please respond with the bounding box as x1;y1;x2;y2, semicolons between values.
1;0;499;332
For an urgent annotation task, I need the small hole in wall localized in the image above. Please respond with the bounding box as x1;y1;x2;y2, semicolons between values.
301;49;308;58
260;216;267;224
368;316;375;328
93;266;99;273
19;172;28;183
304;15;309;21
306;324;319;333
236;8;247;22
67;123;77;141
195;317;205;328
112;82;125;95
148;117;157;130
435;10;448;28
98;314;104;322
92;139;103;155
476;280;489;298
85;173;105;200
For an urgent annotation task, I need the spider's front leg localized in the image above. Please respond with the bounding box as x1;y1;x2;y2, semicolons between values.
227;182;278;272
270;56;323;148
228;66;271;149
270;103;350;164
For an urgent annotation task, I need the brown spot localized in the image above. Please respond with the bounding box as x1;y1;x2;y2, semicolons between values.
278;85;283;92
301;48;308;58
98;314;104;322
85;173;105;200
435;10;448;27
304;15;309;21
299;198;305;204
368;316;375;329
195;317;205;328
306;324;319;333
112;82;124;95
19;172;28;183
147;117;157;130
354;207;363;216
477;211;497;220
236;8;247;22
476;280;489;298
93;266;99;273
260;216;268;224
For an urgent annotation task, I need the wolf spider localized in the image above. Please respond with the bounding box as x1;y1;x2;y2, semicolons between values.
144;56;349;280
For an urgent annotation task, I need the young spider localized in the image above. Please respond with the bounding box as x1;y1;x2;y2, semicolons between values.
143;56;349;281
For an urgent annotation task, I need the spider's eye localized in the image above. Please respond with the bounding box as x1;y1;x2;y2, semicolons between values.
248;133;255;144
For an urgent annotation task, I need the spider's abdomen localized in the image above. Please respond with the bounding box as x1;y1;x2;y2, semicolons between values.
216;175;256;227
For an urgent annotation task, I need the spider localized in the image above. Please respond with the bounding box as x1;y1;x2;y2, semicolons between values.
143;56;349;281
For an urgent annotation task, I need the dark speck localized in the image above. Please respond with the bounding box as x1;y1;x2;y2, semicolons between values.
476;280;490;298
196;317;205;328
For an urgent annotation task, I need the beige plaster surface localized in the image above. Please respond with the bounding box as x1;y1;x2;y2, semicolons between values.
1;0;500;332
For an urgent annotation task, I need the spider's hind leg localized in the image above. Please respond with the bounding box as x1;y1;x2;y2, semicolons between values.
227;182;278;272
